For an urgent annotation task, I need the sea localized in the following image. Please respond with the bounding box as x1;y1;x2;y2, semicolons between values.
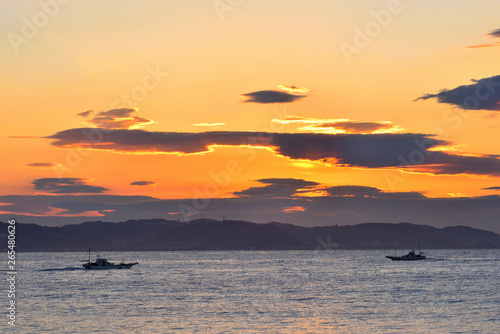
3;249;500;333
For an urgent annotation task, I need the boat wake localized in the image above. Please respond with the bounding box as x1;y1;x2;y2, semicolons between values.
40;267;83;272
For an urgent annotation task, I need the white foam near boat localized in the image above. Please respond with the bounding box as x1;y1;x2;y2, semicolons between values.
81;248;138;269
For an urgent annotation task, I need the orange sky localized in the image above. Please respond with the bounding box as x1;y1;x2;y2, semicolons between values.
1;1;500;232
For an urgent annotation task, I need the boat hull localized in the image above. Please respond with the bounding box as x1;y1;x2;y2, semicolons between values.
385;256;426;261
83;263;138;270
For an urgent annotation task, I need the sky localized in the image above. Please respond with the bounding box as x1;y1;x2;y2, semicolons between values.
2;0;500;233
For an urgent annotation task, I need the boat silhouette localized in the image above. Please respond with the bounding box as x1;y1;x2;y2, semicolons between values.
81;248;138;270
386;244;426;261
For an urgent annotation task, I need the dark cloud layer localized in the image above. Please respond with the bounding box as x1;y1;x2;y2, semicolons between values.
270;132;443;167
26;162;56;168
130;181;156;186
414;75;500;111
241;90;306;103
32;178;108;194
236;181;425;200
46;129;500;177
77;110;93;118
483;186;500;190
234;178;319;198
326;185;425;199
418;152;500;176
2;184;500;234
488;29;500;38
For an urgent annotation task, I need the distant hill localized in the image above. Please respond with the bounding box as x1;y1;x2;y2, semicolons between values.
272;222;500;249
1;219;500;251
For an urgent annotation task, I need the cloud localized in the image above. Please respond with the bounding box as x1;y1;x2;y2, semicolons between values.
272;116;401;134
282;206;306;213
483;186;500;190
488;28;500;38
77;110;93;118
277;85;310;94
271;133;445;168
466;28;500;48
47;128;444;162
130;181;157;186
466;42;500;49
32;178;108;194
193;123;226;127
326;185;383;197
325;185;425;199
241;85;308;103
0;194;152;217
234;178;320;198
78;108;154;129
0;193;300;225
46;128;500;177
414;75;500;111
26;162;57;168
314;121;391;133
274;116;309;122
412;152;500;176
8;136;39;139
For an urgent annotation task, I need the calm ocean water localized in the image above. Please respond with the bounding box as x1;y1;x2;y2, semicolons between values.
3;250;500;333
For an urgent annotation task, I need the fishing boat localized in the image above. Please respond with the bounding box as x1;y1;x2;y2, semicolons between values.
386;246;426;261
81;248;138;270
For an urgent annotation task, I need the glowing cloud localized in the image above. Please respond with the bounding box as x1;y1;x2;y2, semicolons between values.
46;128;500;177
466;42;500;49
282;206;306;213
193;123;226;127
272;116;403;134
79;108;155;129
277;85;311;94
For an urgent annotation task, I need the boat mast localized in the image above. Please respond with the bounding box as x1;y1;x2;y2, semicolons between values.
88;247;91;262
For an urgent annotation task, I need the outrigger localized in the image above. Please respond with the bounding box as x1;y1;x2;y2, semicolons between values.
81;248;138;269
